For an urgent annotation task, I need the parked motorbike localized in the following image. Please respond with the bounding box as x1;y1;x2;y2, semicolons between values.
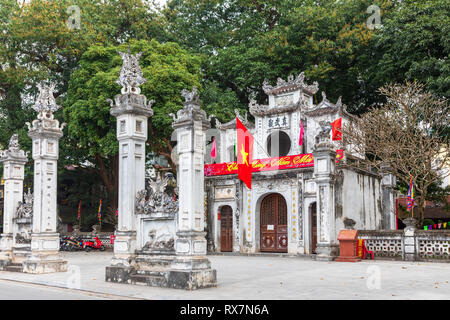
83;236;105;252
60;236;70;251
64;236;84;251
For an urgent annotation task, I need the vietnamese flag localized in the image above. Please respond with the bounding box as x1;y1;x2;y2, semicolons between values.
331;118;342;141
236;117;254;189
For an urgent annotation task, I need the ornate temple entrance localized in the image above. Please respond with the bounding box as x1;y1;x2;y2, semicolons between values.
220;206;233;252
260;194;288;253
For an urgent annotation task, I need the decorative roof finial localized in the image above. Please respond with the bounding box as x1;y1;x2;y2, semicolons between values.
181;86;200;107
117;48;147;95
0;133;28;162
33;81;61;120
8;134;20;152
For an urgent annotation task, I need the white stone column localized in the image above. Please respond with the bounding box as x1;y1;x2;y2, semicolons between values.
168;87;217;290
107;50;154;267
109;94;153;266
312;125;339;261
0;135;27;268
22;82;67;274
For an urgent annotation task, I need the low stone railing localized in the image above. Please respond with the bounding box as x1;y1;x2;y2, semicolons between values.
358;230;403;260
358;229;450;262
416;230;450;262
60;232;115;250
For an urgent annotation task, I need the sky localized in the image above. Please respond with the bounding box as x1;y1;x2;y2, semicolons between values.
153;0;168;7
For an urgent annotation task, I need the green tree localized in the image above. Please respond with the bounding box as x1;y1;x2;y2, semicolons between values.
372;0;450;98
0;0;170;227
63;39;203;217
0;0;168;150
165;0;396;115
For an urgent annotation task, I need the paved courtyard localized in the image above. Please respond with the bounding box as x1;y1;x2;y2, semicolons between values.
0;252;449;300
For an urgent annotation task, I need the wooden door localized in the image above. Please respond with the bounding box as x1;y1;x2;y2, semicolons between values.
260;194;288;253
311;202;317;254
220;206;233;252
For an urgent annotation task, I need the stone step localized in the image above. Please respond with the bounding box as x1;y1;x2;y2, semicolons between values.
134;260;172;268
135;270;167;277
5;264;23;272
130;273;167;287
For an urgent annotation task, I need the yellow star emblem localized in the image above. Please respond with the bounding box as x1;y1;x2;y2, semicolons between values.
240;144;249;166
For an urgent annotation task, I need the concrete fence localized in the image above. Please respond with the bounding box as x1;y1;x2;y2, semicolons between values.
358;229;450;263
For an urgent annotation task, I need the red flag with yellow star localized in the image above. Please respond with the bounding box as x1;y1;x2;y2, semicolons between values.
236;117;254;189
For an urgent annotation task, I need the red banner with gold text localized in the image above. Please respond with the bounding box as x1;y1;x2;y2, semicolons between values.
204;154;314;177
204;150;344;177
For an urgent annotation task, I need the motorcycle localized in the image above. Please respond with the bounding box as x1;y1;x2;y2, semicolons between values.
60;236;70;251
83;236;105;252
64;236;84;251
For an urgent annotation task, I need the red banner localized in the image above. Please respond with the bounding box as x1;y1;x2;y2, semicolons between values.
204;154;314;177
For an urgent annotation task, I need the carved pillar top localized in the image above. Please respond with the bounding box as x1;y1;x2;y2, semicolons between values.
170;86;212;130
0;134;28;164
26;81;65;139
313;121;334;151
313;122;337;181
108;50;154;118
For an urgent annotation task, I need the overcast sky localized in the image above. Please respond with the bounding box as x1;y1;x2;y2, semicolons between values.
155;0;167;7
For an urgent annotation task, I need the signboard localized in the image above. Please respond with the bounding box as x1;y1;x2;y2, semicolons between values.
204;154;314;177
204;150;344;177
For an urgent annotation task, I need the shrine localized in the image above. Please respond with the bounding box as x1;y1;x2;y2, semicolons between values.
204;73;397;260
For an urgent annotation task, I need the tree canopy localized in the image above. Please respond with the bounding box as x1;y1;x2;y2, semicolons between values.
0;0;448;228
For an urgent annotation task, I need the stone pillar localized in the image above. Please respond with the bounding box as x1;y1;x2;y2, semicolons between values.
22;82;67;274
0;135;27;269
108;50;154;268
312;123;339;261
380;163;397;230
402;217;417;261
167;87;217;290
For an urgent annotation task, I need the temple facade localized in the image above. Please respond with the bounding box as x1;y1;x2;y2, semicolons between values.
204;72;397;258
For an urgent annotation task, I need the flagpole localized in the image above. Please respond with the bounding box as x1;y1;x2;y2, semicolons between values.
78;200;81;230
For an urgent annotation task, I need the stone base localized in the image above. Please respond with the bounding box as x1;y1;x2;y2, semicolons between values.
22;259;68;274
105;265;134;284
105;264;217;290
315;243;339;261
335;256;361;262
404;253;417;262
170;256;212;270
167;269;217;290
11;246;31;264
0;259;11;271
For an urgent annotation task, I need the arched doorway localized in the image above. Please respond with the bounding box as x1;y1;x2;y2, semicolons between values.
310;202;317;254
220;205;233;252
260;194;288;253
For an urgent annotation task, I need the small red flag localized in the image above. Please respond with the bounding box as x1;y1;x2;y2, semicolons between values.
236;117;254;189
211;137;216;161
331;118;342;141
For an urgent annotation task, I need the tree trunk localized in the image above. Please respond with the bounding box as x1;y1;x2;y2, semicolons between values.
416;197;426;226
95;153;118;222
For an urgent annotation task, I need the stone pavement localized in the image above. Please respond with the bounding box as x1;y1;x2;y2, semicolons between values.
0;251;449;300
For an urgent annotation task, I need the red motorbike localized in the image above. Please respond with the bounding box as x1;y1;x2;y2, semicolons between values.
83;236;105;252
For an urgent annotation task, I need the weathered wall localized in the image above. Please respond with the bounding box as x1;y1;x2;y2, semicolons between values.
338;168;384;233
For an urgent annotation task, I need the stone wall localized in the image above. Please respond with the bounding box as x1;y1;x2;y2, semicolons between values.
358;229;450;262
339;169;384;232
